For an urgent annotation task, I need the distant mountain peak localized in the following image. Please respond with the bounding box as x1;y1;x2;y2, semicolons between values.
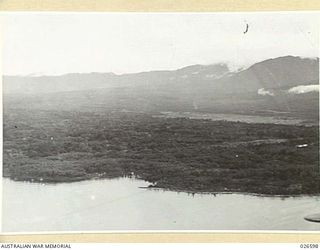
249;55;319;69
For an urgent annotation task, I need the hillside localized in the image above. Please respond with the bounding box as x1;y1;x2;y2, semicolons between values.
3;56;319;120
4;56;318;94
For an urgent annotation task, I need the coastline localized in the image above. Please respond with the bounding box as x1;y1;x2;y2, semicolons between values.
3;176;320;197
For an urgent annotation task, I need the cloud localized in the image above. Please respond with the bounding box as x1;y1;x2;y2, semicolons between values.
288;84;319;94
258;88;274;96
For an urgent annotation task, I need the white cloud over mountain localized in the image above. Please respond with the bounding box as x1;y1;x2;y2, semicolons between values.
258;88;274;96
288;85;319;94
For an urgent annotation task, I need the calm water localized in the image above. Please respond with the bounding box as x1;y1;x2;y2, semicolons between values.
2;178;320;232
156;112;311;125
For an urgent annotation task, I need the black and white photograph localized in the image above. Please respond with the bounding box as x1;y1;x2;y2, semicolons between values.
1;11;320;232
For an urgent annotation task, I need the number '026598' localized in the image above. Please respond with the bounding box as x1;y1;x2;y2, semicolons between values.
300;244;319;248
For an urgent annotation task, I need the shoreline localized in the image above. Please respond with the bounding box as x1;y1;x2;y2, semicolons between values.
140;186;320;198
3;176;320;198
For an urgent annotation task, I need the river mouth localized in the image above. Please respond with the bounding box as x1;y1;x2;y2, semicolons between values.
2;177;320;232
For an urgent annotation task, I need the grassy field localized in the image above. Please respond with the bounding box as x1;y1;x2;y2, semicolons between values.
3;109;320;195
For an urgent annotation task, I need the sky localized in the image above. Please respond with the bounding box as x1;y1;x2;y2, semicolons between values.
1;12;319;76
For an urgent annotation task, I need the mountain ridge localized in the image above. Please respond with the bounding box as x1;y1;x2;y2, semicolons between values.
4;55;318;78
3;55;319;120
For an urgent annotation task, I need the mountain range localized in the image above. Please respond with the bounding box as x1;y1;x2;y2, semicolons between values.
3;55;319;120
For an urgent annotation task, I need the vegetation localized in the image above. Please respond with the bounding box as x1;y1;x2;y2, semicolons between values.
3;108;320;195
